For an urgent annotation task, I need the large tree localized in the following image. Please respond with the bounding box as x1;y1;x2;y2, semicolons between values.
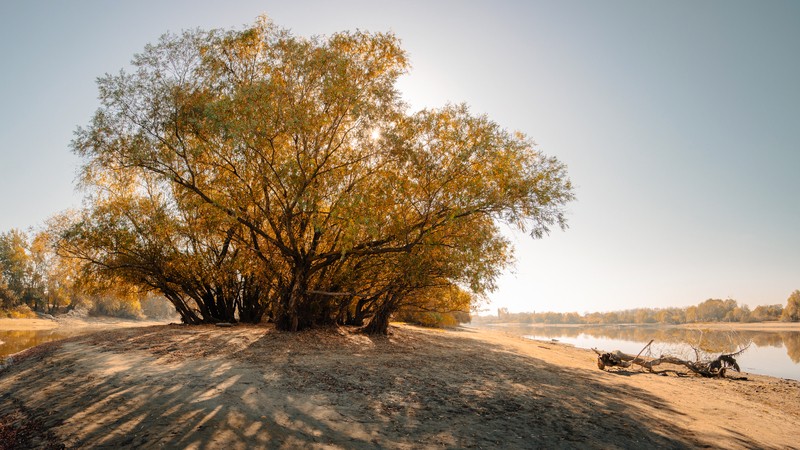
72;17;574;332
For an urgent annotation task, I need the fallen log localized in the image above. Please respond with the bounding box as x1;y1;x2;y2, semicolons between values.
593;341;749;379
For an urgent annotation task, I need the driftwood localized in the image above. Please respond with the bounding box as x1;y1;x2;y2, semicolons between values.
593;340;749;379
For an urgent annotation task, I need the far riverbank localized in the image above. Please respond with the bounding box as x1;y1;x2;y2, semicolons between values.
472;321;800;332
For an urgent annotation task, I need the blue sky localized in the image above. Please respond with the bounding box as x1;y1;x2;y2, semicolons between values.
1;1;798;313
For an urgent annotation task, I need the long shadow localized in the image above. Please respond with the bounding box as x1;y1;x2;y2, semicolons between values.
257;327;689;448
0;324;763;449
1;326;389;449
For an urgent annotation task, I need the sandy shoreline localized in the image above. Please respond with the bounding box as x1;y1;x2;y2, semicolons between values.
1;323;798;449
0;316;173;361
0;318;60;331
0;316;170;332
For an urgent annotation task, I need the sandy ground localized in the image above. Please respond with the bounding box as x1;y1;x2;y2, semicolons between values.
1;323;798;449
0;318;60;331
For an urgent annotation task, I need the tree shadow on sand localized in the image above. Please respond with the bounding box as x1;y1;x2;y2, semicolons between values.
0;324;711;449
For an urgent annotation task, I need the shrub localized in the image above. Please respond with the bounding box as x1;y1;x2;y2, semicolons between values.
4;304;36;319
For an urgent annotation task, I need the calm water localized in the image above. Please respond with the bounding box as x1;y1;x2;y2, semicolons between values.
0;329;86;358
474;324;800;381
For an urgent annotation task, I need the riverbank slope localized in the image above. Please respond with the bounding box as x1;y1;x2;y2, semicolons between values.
1;324;798;449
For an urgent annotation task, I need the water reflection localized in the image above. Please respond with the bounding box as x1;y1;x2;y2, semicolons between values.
0;329;83;358
476;324;800;380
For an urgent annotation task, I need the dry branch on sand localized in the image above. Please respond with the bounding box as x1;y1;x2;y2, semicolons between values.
593;339;750;379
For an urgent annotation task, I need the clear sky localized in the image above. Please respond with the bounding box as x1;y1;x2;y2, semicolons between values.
1;1;798;314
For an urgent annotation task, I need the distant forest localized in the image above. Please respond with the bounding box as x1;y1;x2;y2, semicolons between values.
476;291;800;325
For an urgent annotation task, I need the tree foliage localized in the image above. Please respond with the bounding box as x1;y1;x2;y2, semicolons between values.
393;285;474;329
475;297;788;326
0;228;68;313
782;290;800;322
0;229;30;309
66;17;574;333
0;224;153;318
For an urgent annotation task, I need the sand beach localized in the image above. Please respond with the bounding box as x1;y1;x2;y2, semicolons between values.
1;322;798;449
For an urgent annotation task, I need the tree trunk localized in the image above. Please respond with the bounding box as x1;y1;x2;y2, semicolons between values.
165;291;202;325
237;285;267;324
275;267;308;331
344;297;371;326
363;306;391;335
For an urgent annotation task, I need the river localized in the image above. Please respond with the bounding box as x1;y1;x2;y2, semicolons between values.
0;328;90;359
470;323;800;381
0;318;169;360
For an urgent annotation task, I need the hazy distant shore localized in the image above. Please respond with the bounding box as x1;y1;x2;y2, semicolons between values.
675;321;800;332
473;321;800;332
0;323;797;448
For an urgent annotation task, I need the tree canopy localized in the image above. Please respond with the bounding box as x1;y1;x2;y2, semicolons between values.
66;17;574;333
783;290;800;322
473;297;792;326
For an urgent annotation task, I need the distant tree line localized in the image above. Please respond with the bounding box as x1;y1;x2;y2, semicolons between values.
479;292;800;325
0;228;174;319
